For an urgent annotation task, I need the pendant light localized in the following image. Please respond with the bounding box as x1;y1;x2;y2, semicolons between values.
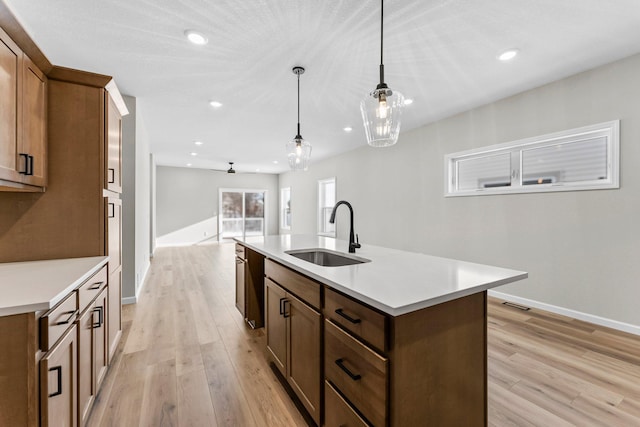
286;66;312;171
360;0;405;147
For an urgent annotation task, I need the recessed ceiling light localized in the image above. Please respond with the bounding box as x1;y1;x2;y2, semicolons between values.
343;127;353;132
255;168;261;172
184;30;208;46
272;160;279;164
498;49;519;61
194;141;203;146
209;101;223;108
190;152;197;156
187;163;192;167
404;98;414;105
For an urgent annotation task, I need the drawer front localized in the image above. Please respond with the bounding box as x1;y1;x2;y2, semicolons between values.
265;259;320;310
40;291;78;351
325;381;369;427
235;243;246;259
325;287;387;352
325;320;388;427
77;265;108;313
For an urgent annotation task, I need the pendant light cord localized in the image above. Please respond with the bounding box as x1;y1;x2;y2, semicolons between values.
379;0;386;87
297;72;301;137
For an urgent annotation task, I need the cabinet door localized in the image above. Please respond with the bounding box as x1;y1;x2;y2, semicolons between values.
287;294;321;426
40;324;78;427
94;287;109;389
106;94;122;193
20;55;47;187
77;306;94;426
107;197;122;274
265;278;287;375
108;269;122;361
235;257;246;316
0;28;21;184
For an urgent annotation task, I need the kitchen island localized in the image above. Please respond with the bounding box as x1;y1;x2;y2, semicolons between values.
235;235;527;426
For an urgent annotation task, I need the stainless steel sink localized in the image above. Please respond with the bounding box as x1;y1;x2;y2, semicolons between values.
285;249;370;267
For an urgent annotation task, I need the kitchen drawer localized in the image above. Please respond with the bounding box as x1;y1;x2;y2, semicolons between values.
325;320;388;427
77;265;107;313
235;243;246;259
325;380;369;427
325;287;387;352
265;259;320;310
40;291;78;351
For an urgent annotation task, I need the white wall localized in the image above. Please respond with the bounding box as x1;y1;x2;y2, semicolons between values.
279;53;640;330
156;166;279;246
121;96;152;303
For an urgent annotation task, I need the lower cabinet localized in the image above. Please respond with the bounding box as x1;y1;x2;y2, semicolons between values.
265;274;321;425
108;268;121;361
40;324;78;427
78;286;108;426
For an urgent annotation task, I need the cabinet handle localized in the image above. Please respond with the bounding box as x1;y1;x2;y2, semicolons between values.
108;203;115;218
335;308;361;324
48;366;63;397
282;300;290;318
279;297;286;315
335;358;361;381
27;155;34;176
92;306;104;328
18;153;29;174
56;309;78;325
108;168;115;183
88;281;104;290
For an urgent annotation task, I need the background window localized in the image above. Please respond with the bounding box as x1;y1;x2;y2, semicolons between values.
318;178;336;236
280;187;291;230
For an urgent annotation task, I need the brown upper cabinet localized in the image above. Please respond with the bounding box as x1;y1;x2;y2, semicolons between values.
106;94;122;193
0;27;47;192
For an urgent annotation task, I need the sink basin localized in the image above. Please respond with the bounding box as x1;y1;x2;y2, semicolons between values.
285;249;370;267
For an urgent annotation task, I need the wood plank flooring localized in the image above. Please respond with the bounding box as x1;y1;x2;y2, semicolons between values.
88;243;640;426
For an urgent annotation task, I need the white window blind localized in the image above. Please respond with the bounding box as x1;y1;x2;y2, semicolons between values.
445;121;619;196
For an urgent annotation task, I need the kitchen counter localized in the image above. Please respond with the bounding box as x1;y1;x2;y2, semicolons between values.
235;235;527;316
0;256;108;316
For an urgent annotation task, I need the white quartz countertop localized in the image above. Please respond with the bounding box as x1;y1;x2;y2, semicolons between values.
0;256;108;317
235;235;528;316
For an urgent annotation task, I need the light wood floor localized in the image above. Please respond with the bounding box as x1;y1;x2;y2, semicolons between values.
88;244;640;426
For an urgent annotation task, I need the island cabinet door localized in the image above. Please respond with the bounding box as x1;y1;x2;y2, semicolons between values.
40;324;78;427
286;293;321;426
265;278;287;374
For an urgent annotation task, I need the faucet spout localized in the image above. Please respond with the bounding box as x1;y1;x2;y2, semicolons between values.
329;200;361;253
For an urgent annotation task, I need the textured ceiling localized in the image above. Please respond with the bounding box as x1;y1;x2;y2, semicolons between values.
5;0;640;173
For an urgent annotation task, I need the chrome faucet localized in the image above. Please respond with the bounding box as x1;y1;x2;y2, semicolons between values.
329;200;361;253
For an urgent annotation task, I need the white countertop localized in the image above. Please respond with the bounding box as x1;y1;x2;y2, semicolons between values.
235;235;528;316
0;256;108;317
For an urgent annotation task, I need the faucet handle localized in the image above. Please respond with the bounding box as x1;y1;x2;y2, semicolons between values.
355;234;361;248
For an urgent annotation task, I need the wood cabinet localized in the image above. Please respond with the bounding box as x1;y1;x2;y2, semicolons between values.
0;26;47;192
235;243;265;328
106;95;122;193
265;259;321;426
40;324;78;427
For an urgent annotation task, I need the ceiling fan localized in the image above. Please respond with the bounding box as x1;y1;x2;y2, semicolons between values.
210;162;256;174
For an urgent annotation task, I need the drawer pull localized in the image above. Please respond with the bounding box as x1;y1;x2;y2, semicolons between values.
88;281;104;290
92;306;104;328
335;308;361;324
56;309;79;325
48;366;63;397
335;358;361;381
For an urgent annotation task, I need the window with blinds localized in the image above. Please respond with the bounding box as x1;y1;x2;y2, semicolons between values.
445;120;619;196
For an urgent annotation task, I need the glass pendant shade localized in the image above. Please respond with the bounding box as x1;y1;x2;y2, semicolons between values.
286;137;311;171
361;88;405;147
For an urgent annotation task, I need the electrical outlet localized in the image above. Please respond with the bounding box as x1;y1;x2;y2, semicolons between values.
204;231;208;236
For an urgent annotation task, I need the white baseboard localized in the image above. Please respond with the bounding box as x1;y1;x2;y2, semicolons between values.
488;290;640;336
122;261;151;305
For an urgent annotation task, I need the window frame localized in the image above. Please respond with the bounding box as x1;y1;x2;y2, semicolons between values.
317;177;336;237
280;187;291;230
444;120;620;197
